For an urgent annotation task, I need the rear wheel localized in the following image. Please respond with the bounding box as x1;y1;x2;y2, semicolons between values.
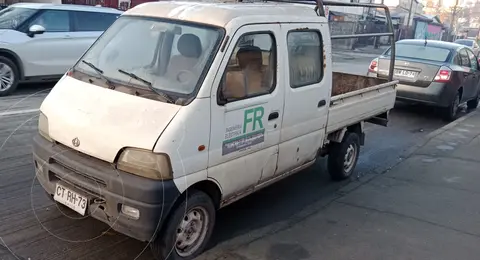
150;190;215;260
443;92;460;122
0;56;19;97
328;132;361;181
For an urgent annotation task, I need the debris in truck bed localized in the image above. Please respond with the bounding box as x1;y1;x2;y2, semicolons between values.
332;72;389;96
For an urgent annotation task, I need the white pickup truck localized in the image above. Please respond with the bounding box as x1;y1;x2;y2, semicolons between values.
32;1;397;259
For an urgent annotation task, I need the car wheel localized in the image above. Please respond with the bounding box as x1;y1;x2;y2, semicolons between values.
150;190;215;260
467;93;480;110
0;56;19;97
327;132;361;181
444;91;460;122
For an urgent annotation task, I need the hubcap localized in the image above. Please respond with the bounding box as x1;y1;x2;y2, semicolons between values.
0;62;14;92
175;206;209;257
343;144;357;173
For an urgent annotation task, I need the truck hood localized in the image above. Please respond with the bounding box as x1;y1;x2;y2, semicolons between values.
40;76;181;163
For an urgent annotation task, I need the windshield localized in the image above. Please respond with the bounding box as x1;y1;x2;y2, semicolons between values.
455;40;474;47
0;7;37;30
385;43;451;62
74;16;224;99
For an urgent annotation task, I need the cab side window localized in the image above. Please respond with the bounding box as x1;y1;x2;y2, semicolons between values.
29;10;70;32
287;30;323;88
219;33;276;102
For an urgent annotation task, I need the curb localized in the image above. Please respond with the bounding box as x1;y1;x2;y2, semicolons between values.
401;110;478;159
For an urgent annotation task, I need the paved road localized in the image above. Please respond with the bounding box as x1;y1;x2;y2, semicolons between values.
0;60;463;260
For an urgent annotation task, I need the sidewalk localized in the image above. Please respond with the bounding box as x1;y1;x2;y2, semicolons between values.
201;111;480;260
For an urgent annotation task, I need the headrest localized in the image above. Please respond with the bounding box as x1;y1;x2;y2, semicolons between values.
177;33;202;58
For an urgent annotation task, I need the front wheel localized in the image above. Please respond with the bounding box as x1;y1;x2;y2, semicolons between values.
150;190;216;260
0;56;20;97
327;132;361;181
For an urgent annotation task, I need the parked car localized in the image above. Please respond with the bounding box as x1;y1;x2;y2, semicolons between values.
0;3;122;96
455;38;480;56
368;39;480;121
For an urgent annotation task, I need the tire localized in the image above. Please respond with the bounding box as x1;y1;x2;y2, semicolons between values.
0;56;20;97
150;190;216;260
467;93;479;110
443;91;460;122
327;132;361;181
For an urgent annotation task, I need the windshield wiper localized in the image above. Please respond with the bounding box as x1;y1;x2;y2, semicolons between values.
117;69;175;104
81;60;116;90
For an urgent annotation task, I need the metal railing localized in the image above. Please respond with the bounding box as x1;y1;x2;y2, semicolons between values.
239;0;396;81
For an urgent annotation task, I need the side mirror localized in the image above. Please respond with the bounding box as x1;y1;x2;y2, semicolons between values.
27;24;45;37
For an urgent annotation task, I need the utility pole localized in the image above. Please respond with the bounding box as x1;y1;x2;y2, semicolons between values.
406;0;415;30
451;0;460;40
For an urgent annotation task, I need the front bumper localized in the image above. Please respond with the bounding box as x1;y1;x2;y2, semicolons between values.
32;134;180;242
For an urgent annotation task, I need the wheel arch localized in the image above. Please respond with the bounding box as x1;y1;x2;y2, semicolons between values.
0;49;24;80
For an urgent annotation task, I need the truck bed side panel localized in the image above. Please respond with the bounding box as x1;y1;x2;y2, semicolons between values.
327;73;397;133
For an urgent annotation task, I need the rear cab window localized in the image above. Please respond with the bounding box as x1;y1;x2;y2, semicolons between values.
385;43;451;62
287;30;323;88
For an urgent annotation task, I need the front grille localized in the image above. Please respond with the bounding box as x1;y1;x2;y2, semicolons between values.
51;158;107;188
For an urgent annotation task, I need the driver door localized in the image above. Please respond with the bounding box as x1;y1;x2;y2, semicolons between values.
208;24;284;200
16;10;78;77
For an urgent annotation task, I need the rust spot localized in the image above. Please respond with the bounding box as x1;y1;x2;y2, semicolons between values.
198;145;206;151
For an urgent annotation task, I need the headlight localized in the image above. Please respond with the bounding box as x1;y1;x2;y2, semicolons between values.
117;148;173;180
38;112;53;142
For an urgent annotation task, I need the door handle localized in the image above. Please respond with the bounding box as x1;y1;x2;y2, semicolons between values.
318;99;326;108
63;35;72;39
463;72;469;77
268;112;279;121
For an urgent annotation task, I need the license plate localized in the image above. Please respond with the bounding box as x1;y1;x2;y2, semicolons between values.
54;184;88;215
394;69;417;78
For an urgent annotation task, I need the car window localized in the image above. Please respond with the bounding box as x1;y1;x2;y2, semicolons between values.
455;39;474;47
72;11;119;32
453;53;461;65
29;10;70;32
385;43;451;62
459;49;471;68
219;32;276;102
466;49;478;70
287;30;323;88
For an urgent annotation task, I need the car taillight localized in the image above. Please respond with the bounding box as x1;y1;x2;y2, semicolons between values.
434;66;452;83
368;58;379;73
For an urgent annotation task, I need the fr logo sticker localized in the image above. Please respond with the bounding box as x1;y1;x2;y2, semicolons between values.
222;106;266;155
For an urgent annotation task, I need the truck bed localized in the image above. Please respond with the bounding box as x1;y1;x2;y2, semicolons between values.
326;72;398;133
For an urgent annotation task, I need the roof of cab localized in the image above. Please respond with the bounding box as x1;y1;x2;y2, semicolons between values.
9;3;123;14
124;1;320;27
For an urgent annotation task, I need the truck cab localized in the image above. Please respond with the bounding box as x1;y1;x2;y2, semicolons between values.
32;1;397;259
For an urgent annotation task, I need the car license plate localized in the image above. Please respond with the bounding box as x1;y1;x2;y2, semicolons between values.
394;69;417;78
54;184;88;215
